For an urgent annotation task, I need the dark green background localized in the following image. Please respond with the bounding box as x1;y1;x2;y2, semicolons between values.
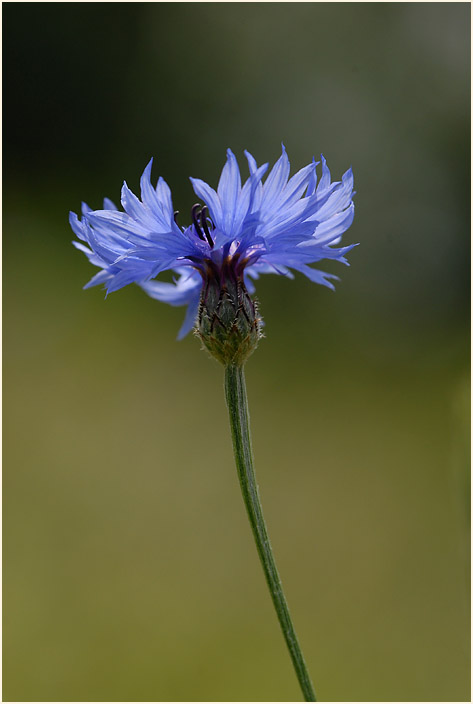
3;3;470;701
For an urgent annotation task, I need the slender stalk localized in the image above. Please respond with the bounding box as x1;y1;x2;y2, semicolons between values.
224;363;317;702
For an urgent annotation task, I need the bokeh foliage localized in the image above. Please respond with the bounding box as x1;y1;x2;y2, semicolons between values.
3;3;470;701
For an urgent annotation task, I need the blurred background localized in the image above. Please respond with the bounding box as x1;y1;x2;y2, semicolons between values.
3;3;470;701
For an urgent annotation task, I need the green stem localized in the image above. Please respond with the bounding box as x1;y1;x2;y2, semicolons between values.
224;363;317;702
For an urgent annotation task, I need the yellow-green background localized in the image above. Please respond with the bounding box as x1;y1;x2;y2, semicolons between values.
3;3;470;701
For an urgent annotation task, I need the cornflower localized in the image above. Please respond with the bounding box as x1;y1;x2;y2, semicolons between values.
70;146;356;700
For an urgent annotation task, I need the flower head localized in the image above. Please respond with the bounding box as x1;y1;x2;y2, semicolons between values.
70;146;356;349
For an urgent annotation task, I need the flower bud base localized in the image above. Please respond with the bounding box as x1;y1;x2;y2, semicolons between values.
196;261;262;366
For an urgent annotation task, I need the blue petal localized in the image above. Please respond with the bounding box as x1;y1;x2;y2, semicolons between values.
72;239;106;268
85;210;153;240
303;204;355;246
310;168;354;223
215;162;268;247
317;155;332;193
156;177;173;215
104;269;144;294
69;211;87;241
279;162;316;205
139;271;202;306
177;294;201;340
305;158;319;197
84;268;114;289
140;159;175;230
217;148;242;234
121;182;154;226
259;145;290;209
190;177;223;226
286;262;339;289
244;149;259;175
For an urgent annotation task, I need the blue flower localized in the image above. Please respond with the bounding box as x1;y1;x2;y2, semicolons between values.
70;147;356;339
